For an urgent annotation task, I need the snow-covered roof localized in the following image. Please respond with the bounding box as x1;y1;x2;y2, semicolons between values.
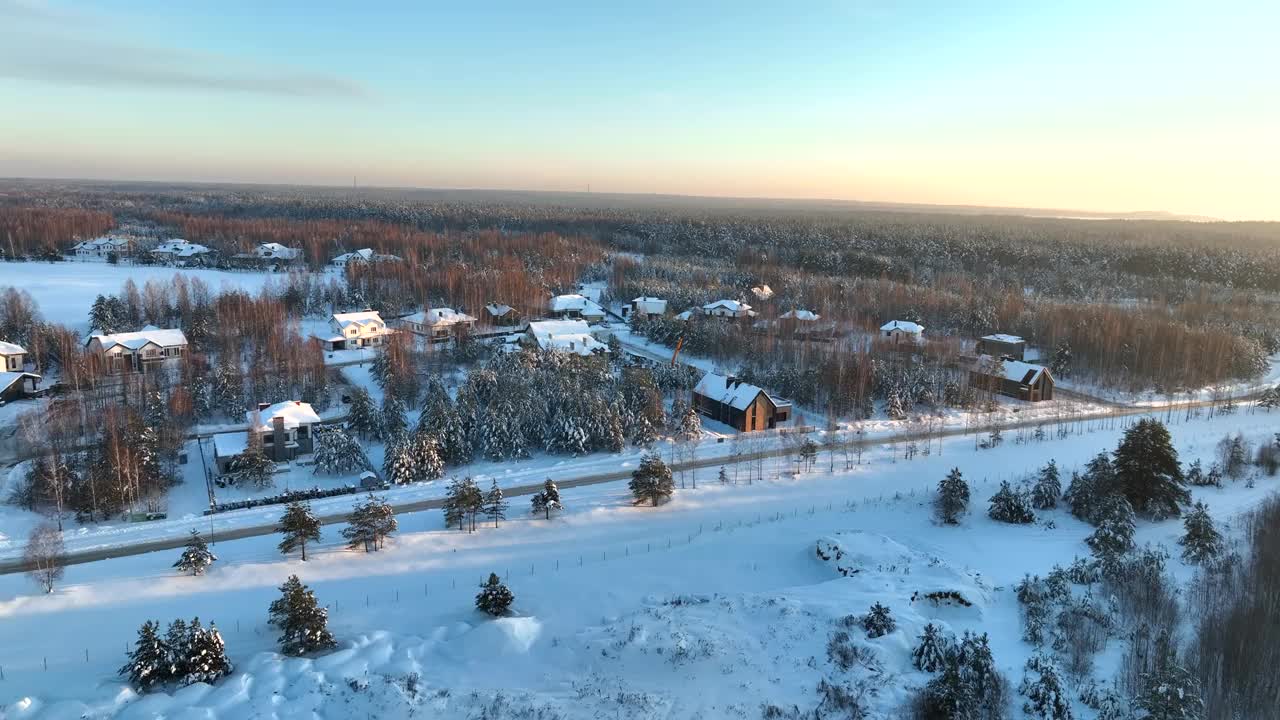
0;341;25;355
88;327;188;351
780;309;820;321
526;320;608;356
881;320;924;334
403;308;476;326
693;373;772;411
549;294;606;316
981;334;1024;344
256;243;301;258
675;308;696;321
485;302;514;317
212;431;248;458
247;401;322;432
702;299;752;313
0;371;38;393
75;237;132;250
751;285;774;300
332;310;385;329
973;355;1052;386
630;297;667;314
152;239;211;256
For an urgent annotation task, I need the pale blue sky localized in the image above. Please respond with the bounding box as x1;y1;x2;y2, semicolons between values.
1;0;1277;219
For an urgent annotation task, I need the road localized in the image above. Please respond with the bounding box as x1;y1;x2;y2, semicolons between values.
0;393;1238;576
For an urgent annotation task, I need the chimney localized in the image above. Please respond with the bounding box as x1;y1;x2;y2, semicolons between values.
272;416;286;461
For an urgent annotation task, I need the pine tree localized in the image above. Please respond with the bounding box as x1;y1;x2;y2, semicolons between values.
382;434;420;485
277;501;321;561
366;495;396;549
1113;419;1188;520
120;620;171;692
531;478;562;520
1086;494;1136;567
475;572;514;616
483;479;508;528
1050;341;1072;378
718;466;729;485
799;438;818;471
211;358;244;419
676;405;701;441
180;618;233;685
173;529;217;576
629;453;675;507
380;394;408;440
1020;654;1073;720
312;425;370;475
912;622;951;672
989;481;1036;524
1178;502;1222;565
862;602;896;638
341;499;378;552
413;430;445;481
935;467;970;524
1136;657;1204;720
1031;460;1062;510
345;387;382;441
268;575;337;656
226;440;277;489
165;618;189;680
443;477;465;530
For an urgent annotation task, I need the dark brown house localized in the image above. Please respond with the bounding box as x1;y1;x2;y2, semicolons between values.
969;355;1055;402
692;373;791;431
977;334;1026;361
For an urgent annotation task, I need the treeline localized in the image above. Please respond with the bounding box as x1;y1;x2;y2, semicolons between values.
0;206;114;257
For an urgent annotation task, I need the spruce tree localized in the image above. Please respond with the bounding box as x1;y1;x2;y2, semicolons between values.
935;467;970;524
1178;502;1222;565
912;622;951;673
1136;657;1204;720
277;501;322;561
165;618;189;680
1031;460;1062;510
1086;494;1136;567
380;394;408;440
1113;419;1188;520
226;440;277;489
382;434;419;485
268;575;337;656
531;478;562;520
989;481;1036;523
345;387;382;441
341;498;378;552
413;430;445;480
120;620;171;692
862;602;896;638
367;495;397;549
173;529;217;576
483;479;508;528
180;618;233;685
677;405;702;441
629;453;675;506
1020;654;1073;720
475;573;514;616
312;425;370;475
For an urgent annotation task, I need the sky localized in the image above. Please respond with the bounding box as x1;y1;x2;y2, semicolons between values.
1;0;1277;220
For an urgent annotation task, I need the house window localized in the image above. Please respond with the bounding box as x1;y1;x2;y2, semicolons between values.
262;433;274;445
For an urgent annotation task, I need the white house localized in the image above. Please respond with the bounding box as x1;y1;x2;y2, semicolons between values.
702;299;755;319
213;400;322;473
319;310;394;350
254;243;302;261
331;248;402;267
880;320;924;345
85;327;188;374
399;307;476;343
0;341;25;372
150;239;213;265
623;296;667;319
72;237;134;260
780;309;820;321
524;320;608;356
549;294;606;322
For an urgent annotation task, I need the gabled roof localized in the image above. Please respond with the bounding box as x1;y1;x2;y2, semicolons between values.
152;239;211;256
0;341;25;355
675;308;696;321
550;294;606;316
702;299;752;313
973;355;1052;386
780;309;820;321
485;302;514;317
981;333;1024;344
0;371;39;394
332;310;386;330
881;320;924;334
247;401;322;432
88;327;188;351
526;320;607;356
332;248;374;263
693;373;774;411
403;308;476;326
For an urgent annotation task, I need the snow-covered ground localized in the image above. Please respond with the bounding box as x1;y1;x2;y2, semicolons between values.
1057;352;1280;407
0;262;286;332
1;408;1276;718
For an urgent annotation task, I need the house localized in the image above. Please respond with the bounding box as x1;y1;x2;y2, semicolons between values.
692;373;791;432
150;239;213;265
675;308;697;321
0;371;41;403
331;248;402;267
0;341;25;372
969;355;1055;402
253;243;303;262
549;294;606;322
484;302;520;326
399;307;476;343
213;400;321;473
702;299;755;319
523;320;608;356
977;334;1026;361
85;327;188;374
780;309;820;322
880;320;924;345
72;237;134;260
622;297;667;319
318;311;393;350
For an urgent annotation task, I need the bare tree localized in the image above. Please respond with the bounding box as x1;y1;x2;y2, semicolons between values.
25;522;66;594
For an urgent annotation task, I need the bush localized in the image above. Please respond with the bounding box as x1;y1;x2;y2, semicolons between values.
988;481;1035;524
861;602;896;638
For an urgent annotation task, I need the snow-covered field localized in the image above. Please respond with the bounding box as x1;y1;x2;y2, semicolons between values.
1;408;1276;718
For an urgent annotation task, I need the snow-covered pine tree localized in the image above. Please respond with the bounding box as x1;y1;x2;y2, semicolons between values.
912;622;951;672
1086;494;1136;569
165;618;188;679
381;434;419;485
311;425;370;476
629;453;674;507
268;575;337;656
1136;657;1204;720
677;405;701;441
380;394;408;440
989;481;1036;524
862;602;896;638
226;435;277;489
1063;471;1100;524
1178;501;1222;565
277;501;322;561
475;572;514;616
180;618;233;686
935;467;970;524
483;395;527;460
1113;418;1188;520
1050;341;1072;378
341;499;378;552
211;358;244;419
345;387;382;441
173;529;217;576
1020;654;1073;720
120;620;171;692
530;478;562;520
412;430;445;481
367;495;396;549
1031;460;1062;510
483;479;508;528
459;477;484;532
